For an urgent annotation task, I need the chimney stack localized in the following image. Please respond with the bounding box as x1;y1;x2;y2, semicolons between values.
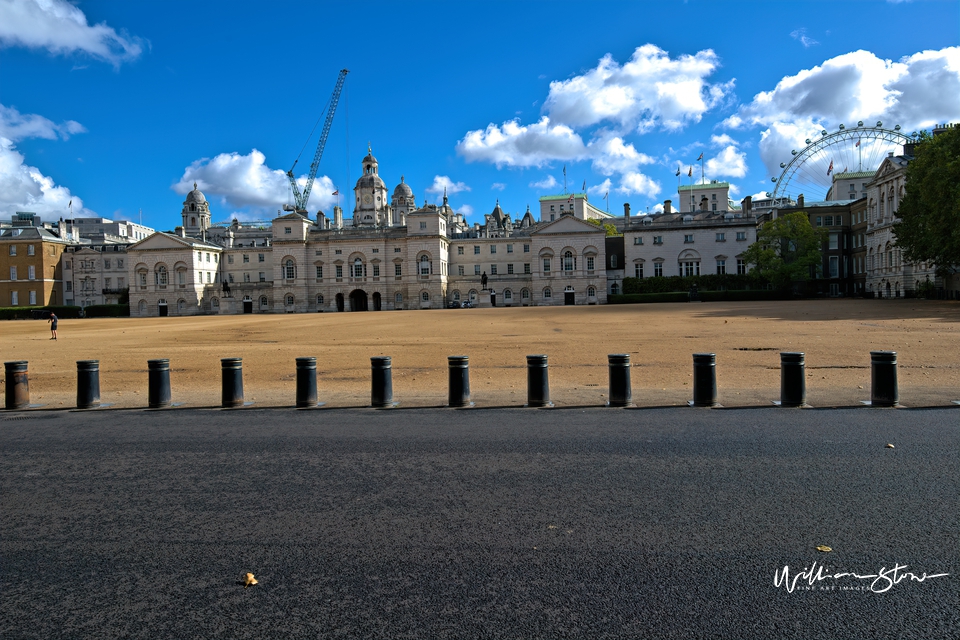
742;196;752;215
797;194;805;208
333;205;343;229
623;202;631;220
663;199;672;215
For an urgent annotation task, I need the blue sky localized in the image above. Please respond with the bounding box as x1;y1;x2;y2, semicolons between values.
1;0;958;230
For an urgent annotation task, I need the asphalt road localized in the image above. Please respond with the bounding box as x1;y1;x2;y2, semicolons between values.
1;406;957;640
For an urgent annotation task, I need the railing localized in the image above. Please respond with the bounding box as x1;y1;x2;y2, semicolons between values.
101;287;128;295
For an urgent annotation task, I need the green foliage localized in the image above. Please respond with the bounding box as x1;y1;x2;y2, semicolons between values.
915;278;937;299
622;273;763;294
82;304;130;318
585;218;622;236
893;125;960;274
0;305;83;320
741;212;826;290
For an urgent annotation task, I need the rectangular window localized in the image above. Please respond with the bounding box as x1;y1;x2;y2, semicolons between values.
507;244;513;253
373;264;380;277
105;277;112;288
206;272;211;283
104;259;111;269
825;216;834;226
419;222;427;230
490;265;498;275
65;260;71;270
829;256;839;278
736;232;747;241
543;258;551;273
117;259;123;268
394;247;401;253
372;248;379;253
653;236;663;245
737;259;746;275
258;254;265;262
716;260;726;275
228;255;234;264
244;273;251;283
633;237;643;245
835;215;842;225
681;261;700;276
316;266;323;278
523;263;531;274
716;233;725;241
523;244;530;253
66;281;72;292
684;234;694;243
458;265;464;276
336;265;343;278
587;256;595;271
474;265;481;275
457;246;464;255
9;266;16;280
284;227;292;234
507;263;514;274
829;233;839;250
335;249;342;255
8;245;15;256
395;264;402;277
474;246;480;255
228;274;235;283
654;262;663;277
490;245;497;254
635;263;643;278
259;272;265;282
816;216;822;227
11;291;18;305
243;254;249;263
29;291;36;305
27;245;35;256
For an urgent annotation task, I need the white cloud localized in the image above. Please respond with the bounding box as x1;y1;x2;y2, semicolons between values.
529;175;558;190
173;149;338;215
650;203;664;214
0;0;144;67
588;178;612;196
459;204;474;216
710;133;736;147
491;182;506;191
790;28;819;48
425;175;470;195
544;44;733;131
726;46;960;177
0;103;85;142
0;136;86;218
617;172;660;198
590;136;656;176
457;117;587;168
704;144;748;179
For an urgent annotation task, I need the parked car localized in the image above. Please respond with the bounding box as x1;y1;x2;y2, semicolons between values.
461;301;474;308
447;301;461;309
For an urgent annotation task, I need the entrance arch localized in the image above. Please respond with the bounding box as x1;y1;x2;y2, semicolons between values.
158;299;168;317
564;286;575;305
349;289;368;311
372;291;382;311
243;295;253;314
336;293;345;312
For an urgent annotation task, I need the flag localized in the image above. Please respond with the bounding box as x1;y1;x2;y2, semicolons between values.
68;200;72;207
696;152;704;161
675;167;681;177
582;180;586;191
331;190;339;196
603;191;608;199
688;166;693;177
827;160;834;176
855;139;860;147
567;194;574;203
563;165;566;177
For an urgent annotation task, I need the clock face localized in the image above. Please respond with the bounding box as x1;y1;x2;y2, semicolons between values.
362;194;373;205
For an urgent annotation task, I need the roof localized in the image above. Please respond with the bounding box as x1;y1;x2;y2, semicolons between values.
679;181;730;191
833;171;875;179
539;193;587;202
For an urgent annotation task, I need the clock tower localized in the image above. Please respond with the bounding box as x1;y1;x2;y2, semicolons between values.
353;145;390;226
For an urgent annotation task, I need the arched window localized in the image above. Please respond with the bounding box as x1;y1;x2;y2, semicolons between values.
286;294;294;306
563;251;574;272
544;288;552;299
259;296;268;308
611;283;620;295
521;289;530;300
353;258;364;278
610;254;618;268
317;294;324;305
504;289;513;300
395;292;403;303
421;291;430;301
420;255;430;275
588;286;596;297
453;290;461;301
285;260;295;279
156;265;168;286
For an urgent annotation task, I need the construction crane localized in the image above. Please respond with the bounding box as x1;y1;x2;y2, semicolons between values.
285;68;349;214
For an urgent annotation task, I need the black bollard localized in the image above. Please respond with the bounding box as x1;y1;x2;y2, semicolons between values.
147;359;172;409
607;354;632;407
4;361;29;410
779;352;806;407
448;356;471;407
870;351;898;407
691;353;718;407
221;357;244;408
76;360;101;409
526;354;552;407
296;357;318;408
371;356;394;408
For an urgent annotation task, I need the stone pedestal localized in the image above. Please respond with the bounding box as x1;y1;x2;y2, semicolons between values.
476;290;493;308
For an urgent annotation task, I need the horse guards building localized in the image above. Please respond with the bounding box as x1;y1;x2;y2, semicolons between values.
1;131;956;316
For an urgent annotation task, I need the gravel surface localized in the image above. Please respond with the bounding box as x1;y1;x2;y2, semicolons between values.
2;406;957;639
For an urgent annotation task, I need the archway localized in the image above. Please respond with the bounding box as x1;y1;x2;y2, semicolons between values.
564;286;575;305
158;299;168;317
372;291;382;311
243;296;253;313
336;293;345;312
349;289;368;312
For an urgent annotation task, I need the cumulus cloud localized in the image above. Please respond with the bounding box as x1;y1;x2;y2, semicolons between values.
0;103;85;142
0;104;89;219
529;175;558;190
457;117;587;168
617;172;660;198
459;204;474;216
588;178;612;196
790;28;819;48
0;0;144;67
544;44;733;131
704;137;748;179
491;182;506;191
425;175;470;196
590;136;656;176
725;46;960;177
173;149;338;216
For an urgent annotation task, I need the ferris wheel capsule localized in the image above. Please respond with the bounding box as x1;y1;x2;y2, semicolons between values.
876;121;883;127
857;121;864;127
839;124;845;130
894;125;901;131
780;162;786;168
771;177;777;182
821;130;828;136
791;150;797;155
805;139;811;144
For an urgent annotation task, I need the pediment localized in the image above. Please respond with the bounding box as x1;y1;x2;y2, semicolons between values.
534;215;605;235
128;232;200;252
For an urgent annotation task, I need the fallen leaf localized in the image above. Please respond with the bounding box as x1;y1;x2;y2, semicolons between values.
885;444;895;449
243;572;258;588
816;545;832;552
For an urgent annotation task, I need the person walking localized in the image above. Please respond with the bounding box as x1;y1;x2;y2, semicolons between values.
48;312;58;340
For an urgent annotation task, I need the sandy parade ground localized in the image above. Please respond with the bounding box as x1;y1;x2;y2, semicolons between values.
2;299;960;410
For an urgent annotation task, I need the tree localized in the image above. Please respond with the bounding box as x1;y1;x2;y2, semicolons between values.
742;212;827;290
893;125;960;274
585;218;622;236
